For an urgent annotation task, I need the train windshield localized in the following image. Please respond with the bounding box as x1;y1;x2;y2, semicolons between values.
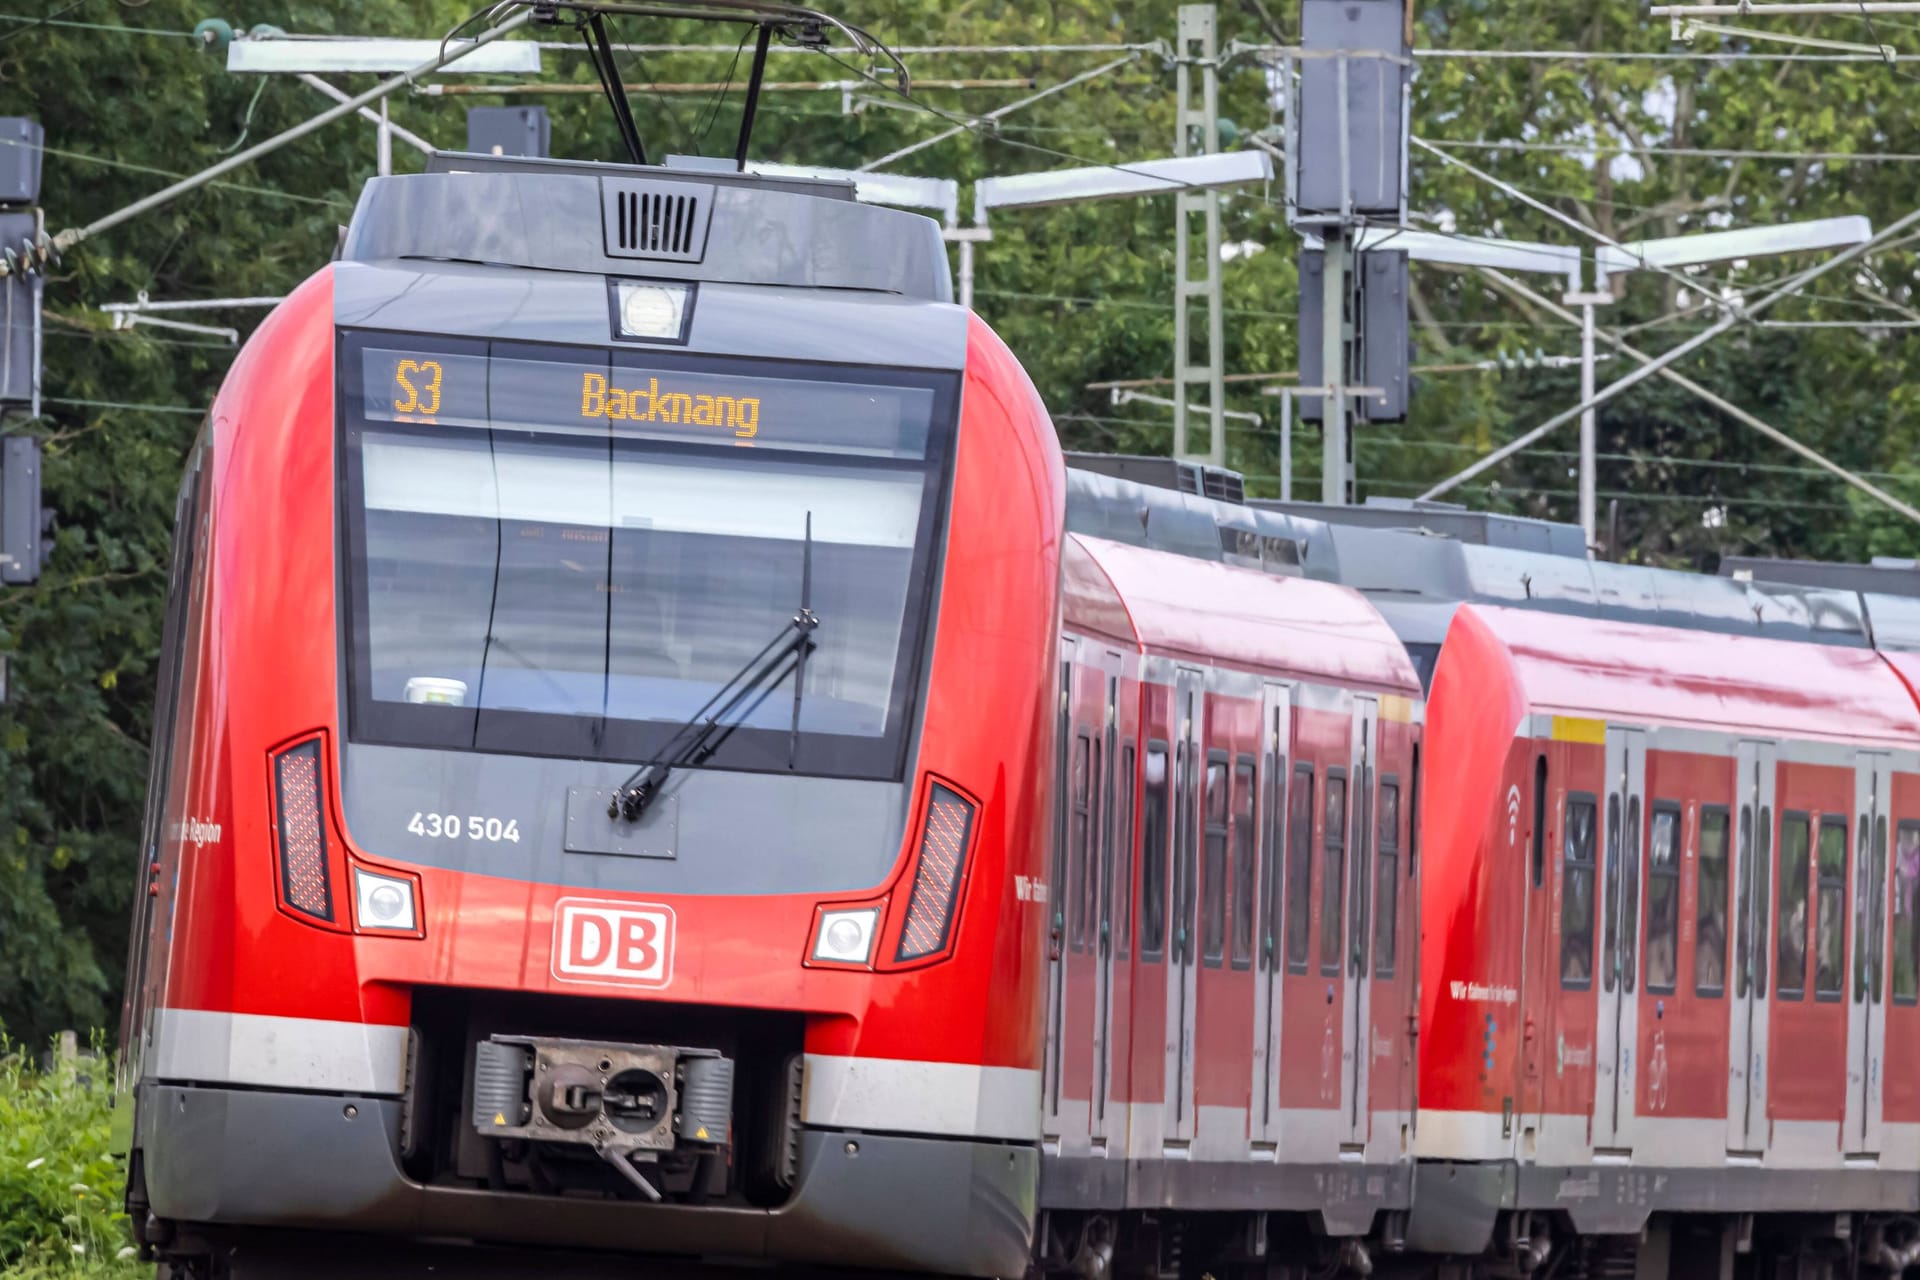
338;333;957;779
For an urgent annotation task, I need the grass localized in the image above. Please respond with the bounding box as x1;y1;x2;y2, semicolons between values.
0;1039;140;1280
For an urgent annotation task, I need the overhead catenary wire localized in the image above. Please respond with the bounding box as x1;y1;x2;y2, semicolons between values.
1422;138;1920;164
0;7;534;276
0;136;349;208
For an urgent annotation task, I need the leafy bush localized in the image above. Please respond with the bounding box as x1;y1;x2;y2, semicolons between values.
0;1040;138;1279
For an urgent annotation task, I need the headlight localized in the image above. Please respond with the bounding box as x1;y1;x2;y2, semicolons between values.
614;280;693;343
353;867;418;933
810;907;878;966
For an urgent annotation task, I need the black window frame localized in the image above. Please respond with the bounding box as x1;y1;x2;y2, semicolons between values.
1069;730;1092;953
1756;803;1772;998
1776;810;1812;1001
1350;762;1372;980
1231;753;1258;971
1560;791;1599;990
1645;800;1683;996
1116;740;1137;960
1140;738;1171;962
1603;791;1622;994
1202;748;1231;969
1285;763;1315;974
1893;818;1920;1006
1816;814;1848;1003
1694;804;1731;999
1374;774;1400;978
1623;795;1642;993
1321;767;1347;978
1531;754;1549;889
1259;738;1289;974
335;329;961;781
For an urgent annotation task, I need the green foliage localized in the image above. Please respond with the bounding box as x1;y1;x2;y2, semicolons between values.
0;1041;137;1279
2;1;1920;1042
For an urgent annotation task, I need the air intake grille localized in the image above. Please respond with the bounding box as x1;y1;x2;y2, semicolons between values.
602;178;714;263
274;739;334;923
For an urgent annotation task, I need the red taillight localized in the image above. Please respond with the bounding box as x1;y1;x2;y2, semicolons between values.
274;739;334;923
896;783;975;962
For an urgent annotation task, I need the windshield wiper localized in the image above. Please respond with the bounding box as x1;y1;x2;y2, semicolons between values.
607;514;818;823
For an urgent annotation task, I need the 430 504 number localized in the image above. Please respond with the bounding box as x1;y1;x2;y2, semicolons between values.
407;812;521;843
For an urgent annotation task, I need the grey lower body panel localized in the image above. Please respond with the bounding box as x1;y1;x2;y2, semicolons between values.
138;1083;1036;1278
1043;1153;1412;1238
1407;1159;1920;1252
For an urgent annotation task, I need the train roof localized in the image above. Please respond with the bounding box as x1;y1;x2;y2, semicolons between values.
1064;463;1876;652
1460;602;1920;746
1070;533;1421;695
340;151;951;301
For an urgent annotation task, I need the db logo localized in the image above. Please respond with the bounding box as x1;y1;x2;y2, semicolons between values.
552;899;675;988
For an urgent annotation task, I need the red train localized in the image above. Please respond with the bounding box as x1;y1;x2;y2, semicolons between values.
116;146;1920;1280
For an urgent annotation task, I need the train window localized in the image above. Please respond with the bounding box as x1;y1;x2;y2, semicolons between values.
1776;813;1812;999
1203;752;1230;968
1090;736;1107;958
1051;661;1071;960
1756;806;1771;997
1872;814;1888;1005
1854;816;1870;1003
1141;742;1170;960
1232;756;1257;970
341;337;957;777
1259;748;1288;972
1286;765;1315;973
1816;817;1847;1001
1408;746;1421;882
1736;805;1753;999
1350;765;1372;979
1695;807;1730;998
1531;756;1548;889
1070;734;1091;952
1894;820;1920;1004
1624;797;1642;992
1645;804;1681;994
1117;744;1136;960
1175;736;1197;964
1375;779;1400;977
1561;796;1598;989
1603;794;1622;993
1322;771;1348;976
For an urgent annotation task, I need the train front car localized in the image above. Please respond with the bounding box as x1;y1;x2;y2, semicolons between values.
117;155;1064;1276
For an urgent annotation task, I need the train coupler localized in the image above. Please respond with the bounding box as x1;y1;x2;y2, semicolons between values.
469;1034;734;1197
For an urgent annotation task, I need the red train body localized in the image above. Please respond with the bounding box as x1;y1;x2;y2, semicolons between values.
118;150;1920;1280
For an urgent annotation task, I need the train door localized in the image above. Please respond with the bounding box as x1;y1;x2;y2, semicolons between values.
119;441;207;1093
1090;670;1120;1147
1594;727;1646;1152
1251;681;1293;1146
1517;745;1557;1153
1726;740;1777;1156
1044;646;1073;1142
1343;696;1377;1147
1164;666;1204;1146
1846;752;1893;1157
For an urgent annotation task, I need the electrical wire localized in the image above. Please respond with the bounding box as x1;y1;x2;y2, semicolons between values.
692;26;753;154
1422;138;1920;164
41;395;201;415
0;11;187;36
0;0;92;46
0;136;349;208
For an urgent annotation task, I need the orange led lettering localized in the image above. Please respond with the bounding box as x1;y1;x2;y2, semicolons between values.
394;359;443;417
578;371;760;439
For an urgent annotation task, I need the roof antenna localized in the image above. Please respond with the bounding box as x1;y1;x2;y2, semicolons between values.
734;22;775;171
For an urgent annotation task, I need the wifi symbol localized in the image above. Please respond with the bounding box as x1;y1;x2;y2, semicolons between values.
1506;786;1523;847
